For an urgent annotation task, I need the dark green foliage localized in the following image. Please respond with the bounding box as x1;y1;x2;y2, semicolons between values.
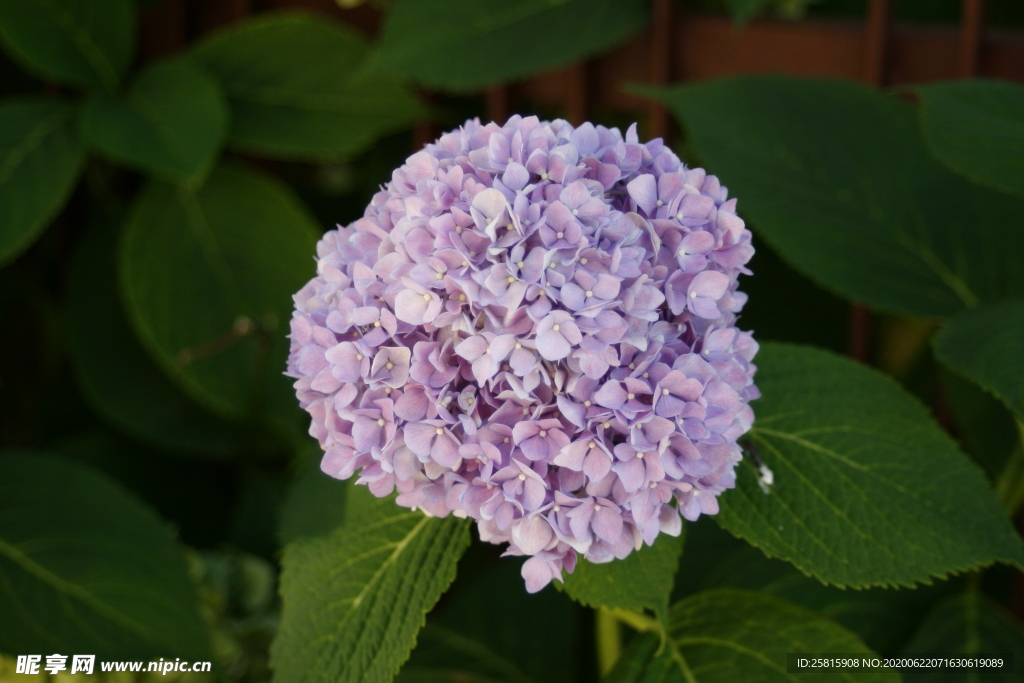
0;98;85;265
67;213;241;456
0;453;209;659
119;162;319;420
0;0;1022;678
940;368;1020;483
192;12;425;161
562;530;684;626
398;549;586;683
917;80;1024;201
278;455;349;545
604;632;683;683
902;591;1024;682
680;520;952;654
368;0;649;91
668;590;897;683
717;342;1024;587
729;240;848;353
641;76;1024;318
0;0;135;90
81;56;229;186
608;590;898;683
934;299;1024;422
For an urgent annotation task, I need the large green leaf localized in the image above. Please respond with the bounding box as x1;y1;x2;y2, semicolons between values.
271;484;471;683
901;591;1024;682
562;530;684;626
716;342;1024;587
67;212;240;456
191;12;424;161
120;162;319;420
81;56;228;186
0;453;209;659
917;79;1024;201
609;589;897;683
640;76;1024;318
367;0;649;92
0;0;134;90
674;518;951;655
694;538;950;654
0;98;85;265
933;299;1024;422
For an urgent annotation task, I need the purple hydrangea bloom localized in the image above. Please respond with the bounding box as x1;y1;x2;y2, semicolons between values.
287;116;758;593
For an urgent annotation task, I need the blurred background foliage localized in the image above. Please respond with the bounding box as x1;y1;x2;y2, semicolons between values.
0;0;1023;682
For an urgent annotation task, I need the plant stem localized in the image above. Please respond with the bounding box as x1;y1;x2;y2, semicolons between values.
595;607;623;676
607;607;660;633
607;609;698;683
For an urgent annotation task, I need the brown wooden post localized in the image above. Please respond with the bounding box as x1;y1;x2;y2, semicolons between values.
958;0;986;77
850;0;893;362
413;121;434;151
139;0;186;59
863;0;891;86
486;86;509;125
648;0;673;140
202;0;252;32
566;63;588;126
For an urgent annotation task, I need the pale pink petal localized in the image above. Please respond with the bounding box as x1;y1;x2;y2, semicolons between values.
626;174;657;214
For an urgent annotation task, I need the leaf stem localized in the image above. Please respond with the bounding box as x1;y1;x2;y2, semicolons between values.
607;607;661;633
596;608;623;676
607;608;698;683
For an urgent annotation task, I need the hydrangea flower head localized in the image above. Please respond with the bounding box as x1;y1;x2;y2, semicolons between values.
287;116;758;592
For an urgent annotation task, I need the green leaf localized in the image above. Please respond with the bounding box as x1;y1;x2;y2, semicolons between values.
562;530;684;626
674;518;951;655
81;56;228;186
671;590;898;682
67;212;240;456
716;341;1024;587
933;299;1024;422
120;161;319;421
696;539;951;654
901;591;1024;682
191;11;425;161
0;453;210;659
917;79;1024;201
639;76;1024;318
278;457;348;545
0;0;134;90
367;0;649;92
271;484;471;683
0;98;85;265
610;589;898;683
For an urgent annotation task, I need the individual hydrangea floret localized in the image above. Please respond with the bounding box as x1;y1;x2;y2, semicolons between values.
287;116;759;592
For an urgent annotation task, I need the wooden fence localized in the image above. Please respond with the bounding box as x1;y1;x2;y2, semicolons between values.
141;0;1024;126
137;0;1024;362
